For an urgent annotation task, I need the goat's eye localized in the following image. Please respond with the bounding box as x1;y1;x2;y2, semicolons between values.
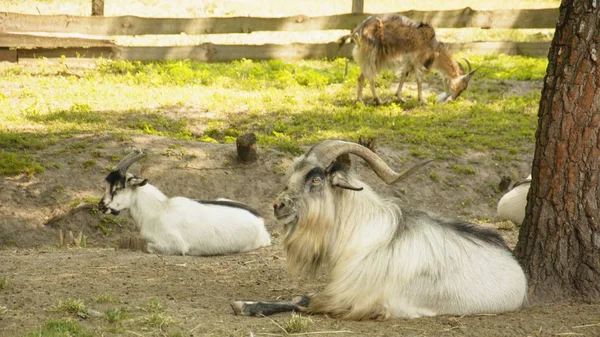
311;177;322;184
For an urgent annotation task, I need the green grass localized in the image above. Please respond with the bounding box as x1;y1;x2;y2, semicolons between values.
48;298;89;319
0;277;7;289
105;307;130;323
94;294;124;304
283;312;314;333
0;55;545;176
450;164;477;175
135;298;175;329
24;320;94;337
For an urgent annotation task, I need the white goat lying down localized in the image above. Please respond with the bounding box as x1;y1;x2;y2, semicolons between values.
232;140;526;319
98;149;271;256
497;175;532;226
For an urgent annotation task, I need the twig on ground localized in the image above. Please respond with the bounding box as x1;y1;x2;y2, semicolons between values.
182;165;243;171
188;323;203;334
155;254;167;265
572;322;600;329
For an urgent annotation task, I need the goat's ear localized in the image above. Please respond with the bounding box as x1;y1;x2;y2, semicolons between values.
127;177;148;188
331;172;363;191
326;155;351;175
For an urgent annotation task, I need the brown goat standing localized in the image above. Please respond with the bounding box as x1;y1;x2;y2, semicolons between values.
339;14;476;105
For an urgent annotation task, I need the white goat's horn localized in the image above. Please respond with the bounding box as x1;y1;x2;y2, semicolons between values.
307;140;432;184
115;148;146;175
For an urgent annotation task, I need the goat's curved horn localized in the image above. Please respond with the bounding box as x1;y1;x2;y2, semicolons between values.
307;140;432;185
116;148;146;175
462;58;473;73
457;61;465;74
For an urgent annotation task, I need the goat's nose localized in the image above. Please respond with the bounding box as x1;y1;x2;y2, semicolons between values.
273;202;284;210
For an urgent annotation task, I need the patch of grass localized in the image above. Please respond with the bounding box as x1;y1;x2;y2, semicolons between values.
82;159;95;171
429;172;441;182
105;307;130;323
0;132;49;151
136;311;175;328
0;151;44;175
0;306;6;315
49;298;89;319
69;196;101;208
468;54;548;81
140;298;164;314
24;320;93;337
98;216;127;237
0;277;7;289
497;220;518;230
1;54;543;177
95;294;123;304
135;298;175;328
283;312;313;333
450;164;477;175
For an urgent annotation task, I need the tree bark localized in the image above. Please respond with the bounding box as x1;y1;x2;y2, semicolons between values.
514;0;600;303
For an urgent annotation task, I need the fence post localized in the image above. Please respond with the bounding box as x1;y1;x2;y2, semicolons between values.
352;0;364;14
92;0;104;16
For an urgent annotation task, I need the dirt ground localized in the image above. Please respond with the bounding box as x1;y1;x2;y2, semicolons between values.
1;135;599;336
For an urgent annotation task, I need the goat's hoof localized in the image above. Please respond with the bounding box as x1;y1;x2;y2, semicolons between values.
374;98;383;106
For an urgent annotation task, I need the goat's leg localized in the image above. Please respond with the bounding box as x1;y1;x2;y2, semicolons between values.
416;73;427;104
368;77;382;105
146;235;189;256
356;73;365;104
231;295;310;317
395;70;409;103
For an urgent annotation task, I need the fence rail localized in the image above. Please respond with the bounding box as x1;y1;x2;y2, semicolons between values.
0;8;558;35
0;7;558;62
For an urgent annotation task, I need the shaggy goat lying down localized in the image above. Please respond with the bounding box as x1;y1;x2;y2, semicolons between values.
98;149;271;256
232;140;526;319
339;14;476;105
497;175;532;225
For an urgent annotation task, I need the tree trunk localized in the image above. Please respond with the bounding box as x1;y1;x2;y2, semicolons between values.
236;133;258;163
514;0;600;303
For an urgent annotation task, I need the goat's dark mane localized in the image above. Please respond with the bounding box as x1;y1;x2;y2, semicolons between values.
443;220;510;250
194;200;262;218
399;209;510;251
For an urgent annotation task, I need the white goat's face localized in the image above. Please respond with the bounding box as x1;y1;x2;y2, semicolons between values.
98;172;147;215
273;156;359;234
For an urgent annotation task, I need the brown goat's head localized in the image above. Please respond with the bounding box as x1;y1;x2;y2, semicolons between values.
437;58;477;103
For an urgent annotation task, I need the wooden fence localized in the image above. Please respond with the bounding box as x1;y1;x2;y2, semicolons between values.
0;2;558;63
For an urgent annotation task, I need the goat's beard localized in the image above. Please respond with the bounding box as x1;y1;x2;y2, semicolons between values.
283;196;335;278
